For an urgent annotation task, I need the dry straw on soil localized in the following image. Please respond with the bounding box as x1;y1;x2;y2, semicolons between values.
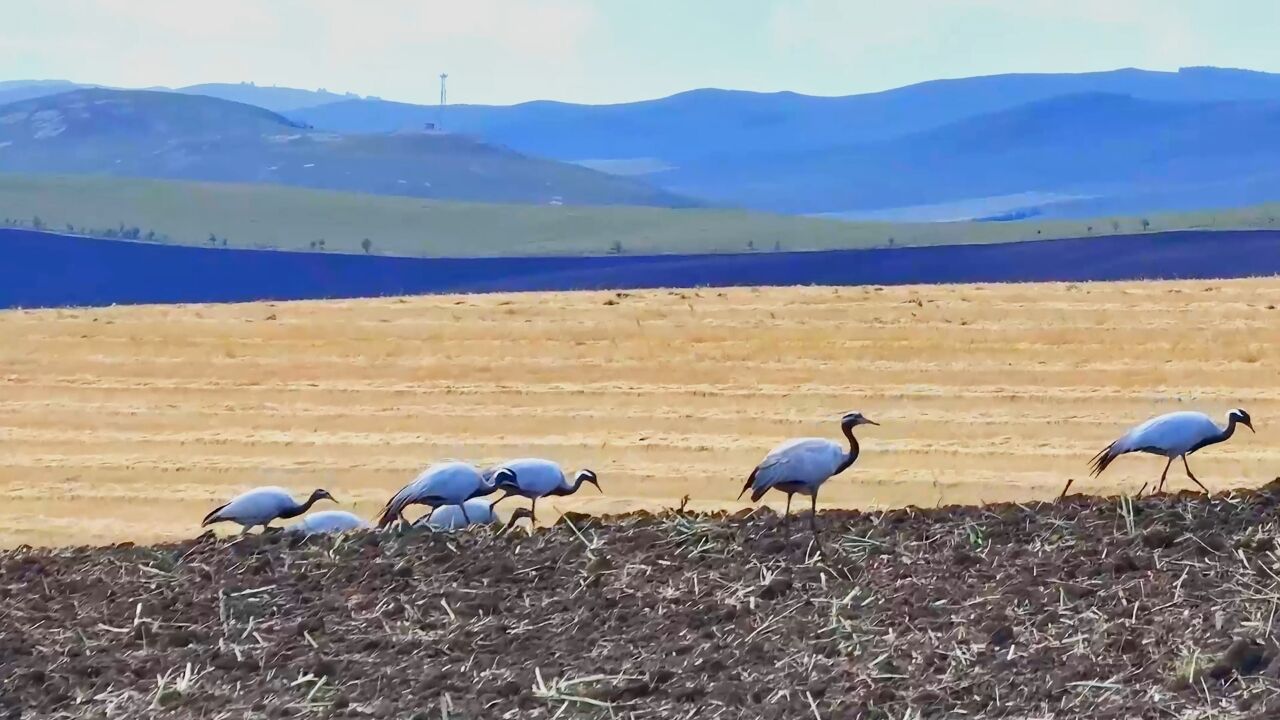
7;487;1280;718
1;279;1278;547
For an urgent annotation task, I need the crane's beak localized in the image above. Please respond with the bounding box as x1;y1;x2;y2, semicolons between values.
1246;420;1256;433
862;418;880;426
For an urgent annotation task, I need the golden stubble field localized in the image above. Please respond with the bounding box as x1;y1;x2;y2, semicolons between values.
2;279;1278;547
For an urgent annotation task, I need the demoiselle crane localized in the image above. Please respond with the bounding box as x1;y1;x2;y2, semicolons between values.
201;487;337;534
414;500;535;533
1064;408;1254;496
285;510;371;535
375;461;513;528
739;412;878;543
489;458;600;520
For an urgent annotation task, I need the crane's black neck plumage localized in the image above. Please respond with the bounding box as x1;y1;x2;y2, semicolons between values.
549;473;591;497
280;491;324;519
834;421;861;475
1190;413;1242;455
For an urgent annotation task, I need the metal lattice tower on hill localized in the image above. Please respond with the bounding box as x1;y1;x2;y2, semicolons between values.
438;73;448;130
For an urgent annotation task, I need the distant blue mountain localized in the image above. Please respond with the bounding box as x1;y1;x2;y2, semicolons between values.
663;93;1280;213
12;67;1280;217
294;67;1280;158
174;83;363;113
290;67;1280;216
0;79;90;106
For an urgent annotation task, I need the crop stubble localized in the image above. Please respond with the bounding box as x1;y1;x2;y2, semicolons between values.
0;279;1277;547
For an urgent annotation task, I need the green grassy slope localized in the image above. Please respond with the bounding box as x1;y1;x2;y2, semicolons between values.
2;174;1279;258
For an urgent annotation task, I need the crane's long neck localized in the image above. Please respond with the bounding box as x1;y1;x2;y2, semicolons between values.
1216;414;1241;445
835;425;861;475
472;478;502;499
549;475;587;497
280;494;320;519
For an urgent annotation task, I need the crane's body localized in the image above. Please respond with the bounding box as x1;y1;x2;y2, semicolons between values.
376;461;511;528
286;510;370;535
416;501;536;534
418;498;498;529
202;486;336;534
740;412;878;545
1083;408;1253;494
490;458;600;519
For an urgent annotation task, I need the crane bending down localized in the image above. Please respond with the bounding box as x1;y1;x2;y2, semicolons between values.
286;510;371;535
488;458;600;520
1069;408;1254;497
202;487;336;534
375;461;513;528
414;500;535;533
740;411;878;544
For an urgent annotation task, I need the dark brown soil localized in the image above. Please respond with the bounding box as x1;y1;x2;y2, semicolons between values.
7;483;1280;718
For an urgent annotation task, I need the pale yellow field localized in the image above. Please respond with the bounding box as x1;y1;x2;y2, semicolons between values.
2;279;1278;548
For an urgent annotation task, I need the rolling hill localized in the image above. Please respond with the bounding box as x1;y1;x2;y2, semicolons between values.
295;67;1280;159
292;67;1280;216
0;89;695;208
0;79;90;106
661;93;1280;213
3;174;1279;259
173;82;364;112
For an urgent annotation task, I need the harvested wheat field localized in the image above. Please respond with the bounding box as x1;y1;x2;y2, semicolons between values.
1;279;1278;548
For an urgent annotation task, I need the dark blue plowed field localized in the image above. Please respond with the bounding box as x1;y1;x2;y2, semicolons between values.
3;228;1278;308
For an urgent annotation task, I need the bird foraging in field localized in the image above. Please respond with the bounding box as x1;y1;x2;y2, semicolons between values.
740;411;878;544
488;458;601;521
414;500;535;533
285;510;371;535
1071;408;1254;496
202;487;337;534
375;461;511;528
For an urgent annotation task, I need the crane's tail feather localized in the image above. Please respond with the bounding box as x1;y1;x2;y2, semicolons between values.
201;503;229;528
1089;442;1119;478
737;467;758;501
375;494;407;528
750;485;770;503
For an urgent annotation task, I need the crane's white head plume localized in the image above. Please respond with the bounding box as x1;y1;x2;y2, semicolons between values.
1229;408;1255;432
575;469;601;492
491;467;518;487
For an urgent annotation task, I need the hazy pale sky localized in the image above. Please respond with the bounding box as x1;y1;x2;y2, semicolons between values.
3;0;1279;105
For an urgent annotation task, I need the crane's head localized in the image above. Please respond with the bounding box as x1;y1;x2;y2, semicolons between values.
501;507;535;535
490;467;518;488
841;411;879;429
310;488;337;504
576;469;602;493
1230;408;1255;433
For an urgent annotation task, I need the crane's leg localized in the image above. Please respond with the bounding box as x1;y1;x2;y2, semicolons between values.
783;493;793;545
460;503;473;524
1182;455;1210;494
1058;478;1074;500
531;497;538;522
809;491;822;552
1157;457;1173;494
